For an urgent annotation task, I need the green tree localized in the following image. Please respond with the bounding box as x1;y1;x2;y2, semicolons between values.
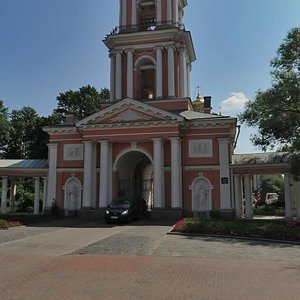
261;175;284;194
5;106;42;159
0;100;11;158
239;27;300;178
54;85;109;120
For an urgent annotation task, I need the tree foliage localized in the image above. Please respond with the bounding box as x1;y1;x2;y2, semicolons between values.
1;86;109;159
260;175;284;194
0;100;11;158
54;85;109;120
239;27;300;178
5;106;43;159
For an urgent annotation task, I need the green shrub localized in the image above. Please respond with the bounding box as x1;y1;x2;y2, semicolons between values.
209;209;221;219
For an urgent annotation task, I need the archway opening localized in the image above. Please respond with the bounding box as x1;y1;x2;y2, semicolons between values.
115;150;153;210
135;57;156;100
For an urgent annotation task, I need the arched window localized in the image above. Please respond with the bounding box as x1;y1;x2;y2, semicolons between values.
134;56;156;100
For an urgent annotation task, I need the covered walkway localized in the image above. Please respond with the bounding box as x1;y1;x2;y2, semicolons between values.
232;152;300;219
0;160;48;214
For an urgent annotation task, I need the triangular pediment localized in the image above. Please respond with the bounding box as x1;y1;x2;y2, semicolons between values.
76;98;183;127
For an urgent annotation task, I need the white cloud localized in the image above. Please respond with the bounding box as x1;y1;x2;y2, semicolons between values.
221;92;249;113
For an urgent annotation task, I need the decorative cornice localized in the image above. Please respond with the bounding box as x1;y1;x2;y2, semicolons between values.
42;127;77;134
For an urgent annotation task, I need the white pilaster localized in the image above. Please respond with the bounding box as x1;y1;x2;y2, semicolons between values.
34;177;40;215
284;173;292;218
187;63;191;97
234;174;242;219
83;141;93;208
218;138;231;209
1;176;8;214
167;0;172;24
121;0;127;27
131;0;136;27
244;174;253;220
110;53;115;102
126;49;134;98
167;46;175;98
115;50;123;100
157;0;162;24
99;140;109;208
173;0;179;27
179;47;187;97
296;180;300;218
170;137;182;208
155;47;163;98
152;138;165;208
46;143;57;209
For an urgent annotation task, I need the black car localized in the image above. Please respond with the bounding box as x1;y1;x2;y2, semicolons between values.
105;197;140;223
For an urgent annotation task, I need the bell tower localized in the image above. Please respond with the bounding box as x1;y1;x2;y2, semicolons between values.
104;0;196;104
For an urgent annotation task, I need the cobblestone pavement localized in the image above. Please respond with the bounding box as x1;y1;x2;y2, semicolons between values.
0;218;299;300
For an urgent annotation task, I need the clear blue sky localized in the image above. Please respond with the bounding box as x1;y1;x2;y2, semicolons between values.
1;0;300;153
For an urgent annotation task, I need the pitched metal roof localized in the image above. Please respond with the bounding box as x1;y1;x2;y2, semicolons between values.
0;159;48;169
232;152;289;166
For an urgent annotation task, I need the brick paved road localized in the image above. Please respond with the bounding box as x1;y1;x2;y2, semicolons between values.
0;218;299;300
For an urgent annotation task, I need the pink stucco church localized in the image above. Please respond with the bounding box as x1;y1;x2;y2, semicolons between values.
42;0;238;219
1;1;299;220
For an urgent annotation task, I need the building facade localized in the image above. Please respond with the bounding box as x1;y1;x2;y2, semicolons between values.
42;0;238;219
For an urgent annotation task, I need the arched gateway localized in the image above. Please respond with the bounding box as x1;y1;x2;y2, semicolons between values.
113;149;153;210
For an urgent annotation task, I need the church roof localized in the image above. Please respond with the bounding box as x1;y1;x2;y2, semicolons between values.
180;110;231;120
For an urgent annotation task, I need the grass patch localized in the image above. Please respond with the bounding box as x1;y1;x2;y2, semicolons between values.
171;217;300;242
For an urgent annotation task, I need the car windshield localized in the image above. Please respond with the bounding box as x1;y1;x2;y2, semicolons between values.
110;199;131;209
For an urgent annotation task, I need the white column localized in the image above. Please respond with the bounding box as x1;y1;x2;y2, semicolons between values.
42;177;47;213
108;142;113;205
131;0;136;27
157;0;162;24
99;140;109;208
126;49;134;98
234;174;242;219
46;143;57;210
284;173;292;218
170;138;182;208
218;138;231;210
167;46;175;98
167;0;172;24
152;138;165;208
296;181;300;218
179;47;187;97
110;53;115;102
244;174;253;220
121;0;127;27
155;47;163;98
173;0;179;27
115;50;123;100
1;176;8;214
10;179;17;213
83;141;93;208
91;143;97;208
34;177;40;215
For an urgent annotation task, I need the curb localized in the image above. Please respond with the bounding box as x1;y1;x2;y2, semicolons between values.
167;230;300;246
